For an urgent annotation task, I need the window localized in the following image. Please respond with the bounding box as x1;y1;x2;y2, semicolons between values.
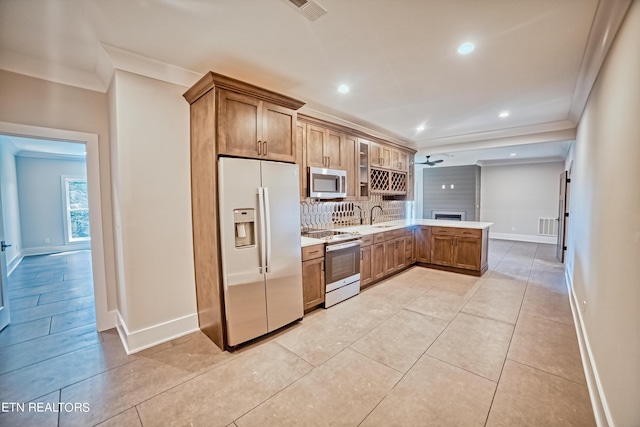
62;177;90;242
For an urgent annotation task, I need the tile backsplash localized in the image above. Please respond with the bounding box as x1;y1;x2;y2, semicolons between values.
300;194;413;230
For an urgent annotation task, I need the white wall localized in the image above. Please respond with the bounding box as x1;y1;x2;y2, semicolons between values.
0;141;23;270
566;2;640;425
481;161;564;243
16;155;88;254
0;69;118;313
110;70;197;351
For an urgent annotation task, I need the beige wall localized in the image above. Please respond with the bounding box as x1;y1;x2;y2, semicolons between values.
567;1;640;425
110;70;197;333
481;161;564;240
0;70;118;312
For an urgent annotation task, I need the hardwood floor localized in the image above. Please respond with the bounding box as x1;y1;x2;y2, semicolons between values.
0;243;595;426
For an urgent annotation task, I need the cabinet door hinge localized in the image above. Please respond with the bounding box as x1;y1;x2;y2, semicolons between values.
563;246;567;251
564;212;569;217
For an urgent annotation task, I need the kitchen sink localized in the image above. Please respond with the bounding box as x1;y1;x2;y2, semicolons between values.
372;225;394;228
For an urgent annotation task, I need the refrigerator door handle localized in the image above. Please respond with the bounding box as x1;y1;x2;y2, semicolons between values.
257;187;267;274
263;187;272;273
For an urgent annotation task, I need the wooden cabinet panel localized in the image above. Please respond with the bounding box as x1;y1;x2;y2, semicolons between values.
262;101;296;162
344;134;358;200
306;124;326;168
360;245;373;288
372;243;386;280
370;142;381;168
454;237;482;271
217;89;261;157
360;234;374;247
384;240;396;275
296;122;307;200
302;257;325;310
431;235;454;266
395;237;406;270
325;130;343;169
218;89;296;162
404;235;414;265
398;151;409;172
302;244;324;261
415;226;431;263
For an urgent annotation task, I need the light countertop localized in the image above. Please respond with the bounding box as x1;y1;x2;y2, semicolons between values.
300;219;493;247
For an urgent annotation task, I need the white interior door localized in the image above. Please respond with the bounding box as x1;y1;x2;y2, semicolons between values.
0;184;11;331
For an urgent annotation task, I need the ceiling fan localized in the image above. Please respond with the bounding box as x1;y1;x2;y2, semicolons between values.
416;155;444;166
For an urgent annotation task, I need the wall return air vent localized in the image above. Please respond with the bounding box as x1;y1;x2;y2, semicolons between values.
287;0;327;21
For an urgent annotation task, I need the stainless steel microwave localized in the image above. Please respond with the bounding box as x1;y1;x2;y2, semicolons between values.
308;167;347;199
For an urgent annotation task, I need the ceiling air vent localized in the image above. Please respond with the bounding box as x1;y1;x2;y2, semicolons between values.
287;0;327;21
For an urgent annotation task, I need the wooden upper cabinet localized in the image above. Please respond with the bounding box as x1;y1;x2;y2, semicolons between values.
296;122;307;200
325;130;344;169
306;125;348;170
370;142;391;168
262;101;296;162
217;89;261;158
398;151;409;172
306;124;327;168
344;135;358;200
217;89;296;163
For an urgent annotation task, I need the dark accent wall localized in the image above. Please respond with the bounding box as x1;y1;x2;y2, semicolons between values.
422;165;480;220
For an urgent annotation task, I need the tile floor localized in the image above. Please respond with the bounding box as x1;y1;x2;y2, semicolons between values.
0;242;596;426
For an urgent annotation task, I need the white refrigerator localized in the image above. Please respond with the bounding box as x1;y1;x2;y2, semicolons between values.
218;157;303;347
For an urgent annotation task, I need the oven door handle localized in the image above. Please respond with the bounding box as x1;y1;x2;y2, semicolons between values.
326;240;362;252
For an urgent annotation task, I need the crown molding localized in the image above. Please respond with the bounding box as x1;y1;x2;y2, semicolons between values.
416;123;576;156
568;0;633;123
15;150;86;161
99;44;202;89
477;156;565;167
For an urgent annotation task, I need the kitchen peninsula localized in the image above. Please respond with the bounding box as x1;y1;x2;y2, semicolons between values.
301;219;491;311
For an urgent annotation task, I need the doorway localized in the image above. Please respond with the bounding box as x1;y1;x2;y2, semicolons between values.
0;121;110;332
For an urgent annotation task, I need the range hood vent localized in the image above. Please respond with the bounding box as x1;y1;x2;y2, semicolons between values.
287;0;327;21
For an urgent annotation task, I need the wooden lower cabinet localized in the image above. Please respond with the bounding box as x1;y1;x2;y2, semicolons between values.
372;243;386;280
426;227;488;275
301;244;325;311
415;226;431;263
395;237;407;270
360;245;373;287
454;237;482;270
430;235;455;267
384;240;397;275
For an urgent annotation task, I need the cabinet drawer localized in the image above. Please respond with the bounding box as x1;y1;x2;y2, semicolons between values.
405;226;415;236
360;234;374;247
373;228;405;243
431;227;482;238
302;244;325;261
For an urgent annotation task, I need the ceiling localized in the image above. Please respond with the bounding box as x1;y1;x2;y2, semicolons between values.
0;135;86;157
0;0;626;162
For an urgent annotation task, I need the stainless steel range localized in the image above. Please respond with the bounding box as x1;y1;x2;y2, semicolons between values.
302;229;362;307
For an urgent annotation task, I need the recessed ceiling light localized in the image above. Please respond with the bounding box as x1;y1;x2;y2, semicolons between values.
417;124;426;132
457;42;475;55
338;84;349;94
499;111;510;118
510;153;517;156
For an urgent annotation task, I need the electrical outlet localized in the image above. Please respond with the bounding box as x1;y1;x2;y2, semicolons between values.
44;237;50;244
582;300;587;312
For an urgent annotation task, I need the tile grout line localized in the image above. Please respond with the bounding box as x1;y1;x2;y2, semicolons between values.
482;242;539;426
504;357;590;387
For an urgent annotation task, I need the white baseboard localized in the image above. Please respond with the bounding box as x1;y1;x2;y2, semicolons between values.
22;242;91;256
566;271;613;427
491;232;557;244
7;250;24;276
115;311;199;355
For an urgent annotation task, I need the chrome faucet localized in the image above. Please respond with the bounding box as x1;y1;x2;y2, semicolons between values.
370;205;383;225
354;205;364;225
